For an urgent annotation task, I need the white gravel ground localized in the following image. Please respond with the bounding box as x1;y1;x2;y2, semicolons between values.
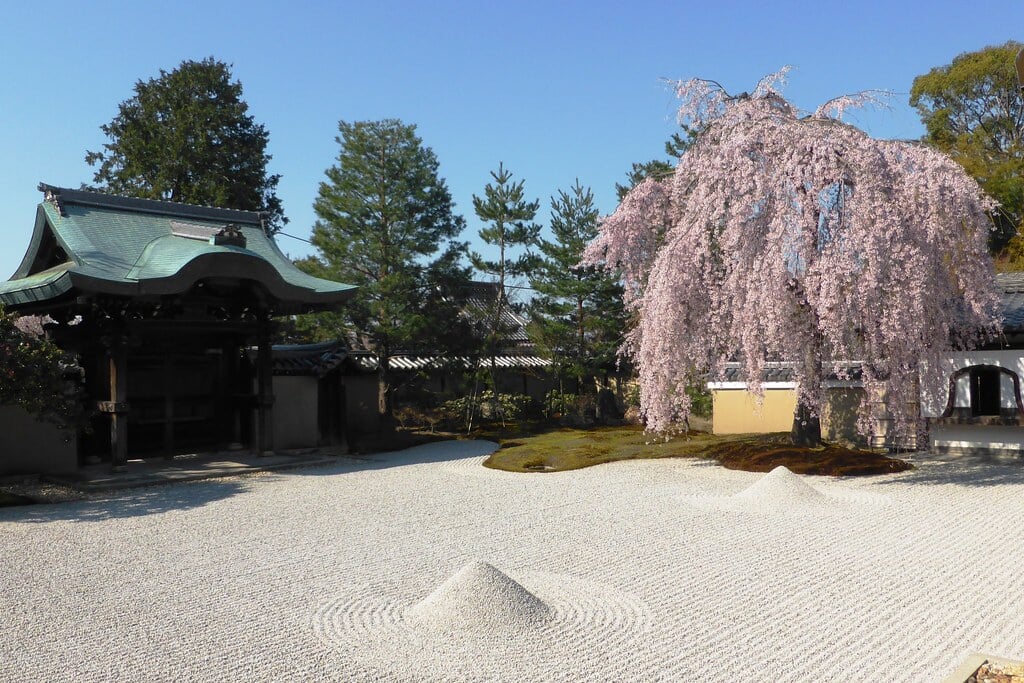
2;440;1024;682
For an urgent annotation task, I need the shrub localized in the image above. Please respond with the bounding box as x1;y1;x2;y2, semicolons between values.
544;390;578;418
0;309;82;427
440;390;538;425
687;384;713;419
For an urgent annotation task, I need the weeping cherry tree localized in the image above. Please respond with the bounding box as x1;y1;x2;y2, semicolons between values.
585;69;1002;445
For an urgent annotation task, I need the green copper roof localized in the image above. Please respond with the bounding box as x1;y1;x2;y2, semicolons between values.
0;185;355;311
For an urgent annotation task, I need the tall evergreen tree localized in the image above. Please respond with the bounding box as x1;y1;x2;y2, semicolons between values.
530;181;626;393
471;163;542;298
469;163;541;417
86;57;285;232
303;119;469;423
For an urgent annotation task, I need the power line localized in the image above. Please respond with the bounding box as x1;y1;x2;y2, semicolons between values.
277;231;312;244
275;231;539;293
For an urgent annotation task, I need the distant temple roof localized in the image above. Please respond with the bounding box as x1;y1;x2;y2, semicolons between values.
460;281;531;344
272;341;351;377
0;184;356;313
349;352;551;373
270;343;550;377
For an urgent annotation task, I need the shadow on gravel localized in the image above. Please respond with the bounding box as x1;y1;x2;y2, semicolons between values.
288;440;500;476
0;479;248;524
870;454;1024;489
0;441;498;523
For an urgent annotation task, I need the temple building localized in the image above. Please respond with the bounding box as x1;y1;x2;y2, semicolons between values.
0;184;355;474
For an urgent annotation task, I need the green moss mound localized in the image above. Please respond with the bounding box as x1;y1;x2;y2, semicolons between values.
484;427;912;477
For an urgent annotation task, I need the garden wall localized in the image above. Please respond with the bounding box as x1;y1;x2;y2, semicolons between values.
0;405;78;475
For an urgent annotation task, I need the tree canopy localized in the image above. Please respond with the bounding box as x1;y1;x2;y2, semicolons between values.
86;57;285;232
530;180;626;392
471;163;542;292
302;119;469;420
586;69;1001;443
470;162;542;372
910;41;1024;252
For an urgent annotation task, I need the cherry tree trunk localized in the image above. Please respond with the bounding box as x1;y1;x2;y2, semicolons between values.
793;327;823;448
791;400;822;447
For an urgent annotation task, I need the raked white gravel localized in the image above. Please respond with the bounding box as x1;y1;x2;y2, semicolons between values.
2;440;1023;681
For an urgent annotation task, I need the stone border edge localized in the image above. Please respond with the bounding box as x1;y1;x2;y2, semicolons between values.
942;652;1024;683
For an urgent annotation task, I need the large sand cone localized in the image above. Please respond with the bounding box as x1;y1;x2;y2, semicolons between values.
408;560;552;631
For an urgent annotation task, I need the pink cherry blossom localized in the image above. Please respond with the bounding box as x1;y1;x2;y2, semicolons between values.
587;74;1002;439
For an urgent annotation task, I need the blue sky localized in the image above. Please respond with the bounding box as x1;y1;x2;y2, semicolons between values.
1;1;1021;279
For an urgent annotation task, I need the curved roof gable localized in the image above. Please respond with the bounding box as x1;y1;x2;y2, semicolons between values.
0;184;355;312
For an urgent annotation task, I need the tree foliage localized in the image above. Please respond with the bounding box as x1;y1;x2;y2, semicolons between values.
615;130;694;201
910;41;1024;252
529;180;626;392
86;57;285;232
469;162;542;375
471;163;542;291
303;119;470;420
585;69;1001;443
0;309;80;427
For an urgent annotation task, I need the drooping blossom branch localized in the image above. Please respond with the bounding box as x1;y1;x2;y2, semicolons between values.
812;89;893;120
591;71;1001;438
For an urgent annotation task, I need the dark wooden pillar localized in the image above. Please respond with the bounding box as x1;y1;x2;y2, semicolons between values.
162;355;175;460
256;322;275;455
107;343;129;471
235;350;254;450
221;341;242;450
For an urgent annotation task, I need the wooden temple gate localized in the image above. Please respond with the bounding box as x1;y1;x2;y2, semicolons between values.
0;185;355;472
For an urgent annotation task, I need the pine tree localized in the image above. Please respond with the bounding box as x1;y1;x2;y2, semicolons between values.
471;163;542;298
615;130;694;201
469;163;541;418
530;181;626;394
304;119;469;423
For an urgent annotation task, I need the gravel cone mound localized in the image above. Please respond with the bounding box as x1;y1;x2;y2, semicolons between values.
684;464;889;514
733;465;828;505
407;560;552;631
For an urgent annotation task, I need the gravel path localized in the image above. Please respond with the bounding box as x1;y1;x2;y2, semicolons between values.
1;440;1023;681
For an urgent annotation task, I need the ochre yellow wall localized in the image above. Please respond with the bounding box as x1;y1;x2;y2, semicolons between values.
712;389;797;434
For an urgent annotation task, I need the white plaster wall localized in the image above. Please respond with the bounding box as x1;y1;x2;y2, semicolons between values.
920;351;1024;417
930;424;1024;452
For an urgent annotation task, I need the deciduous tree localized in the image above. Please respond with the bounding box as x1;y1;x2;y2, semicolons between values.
586;69;1001;445
910;41;1024;252
86;57;285;232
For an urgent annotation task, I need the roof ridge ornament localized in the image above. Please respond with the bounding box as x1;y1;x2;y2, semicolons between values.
38;182;66;216
211;223;246;248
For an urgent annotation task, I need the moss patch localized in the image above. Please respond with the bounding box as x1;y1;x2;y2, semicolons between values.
484;424;718;473
703;433;913;476
484;427;912;476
